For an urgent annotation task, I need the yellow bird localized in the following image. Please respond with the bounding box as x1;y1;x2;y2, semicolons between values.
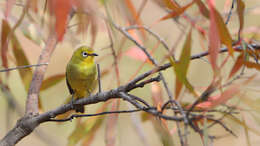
66;45;98;113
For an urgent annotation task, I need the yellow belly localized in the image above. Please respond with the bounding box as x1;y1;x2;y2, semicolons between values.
67;62;97;99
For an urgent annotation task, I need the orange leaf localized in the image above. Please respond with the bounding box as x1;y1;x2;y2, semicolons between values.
162;0;180;10
40;74;65;91
195;0;209;19
159;0;195;21
1;20;10;69
208;0;234;57
228;53;244;78
4;0;16;19
244;61;260;70
11;29;32;90
124;0;146;38
237;0;245;36
49;0;72;41
151;82;163;106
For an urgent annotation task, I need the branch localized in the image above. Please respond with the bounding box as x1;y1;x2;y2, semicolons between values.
25;33;57;114
1;43;259;146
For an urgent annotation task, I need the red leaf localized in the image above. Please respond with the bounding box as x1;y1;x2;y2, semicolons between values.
4;0;16;19
208;0;220;71
125;47;149;63
49;0;72;41
208;0;234;57
196;84;240;109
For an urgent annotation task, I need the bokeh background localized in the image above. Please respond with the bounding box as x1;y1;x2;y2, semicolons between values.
0;0;260;145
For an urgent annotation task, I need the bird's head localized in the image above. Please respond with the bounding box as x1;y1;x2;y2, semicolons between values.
71;45;98;65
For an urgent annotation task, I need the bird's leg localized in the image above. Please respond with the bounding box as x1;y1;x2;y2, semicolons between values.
70;94;75;110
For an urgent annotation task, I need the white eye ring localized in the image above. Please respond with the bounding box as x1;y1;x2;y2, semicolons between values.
81;51;88;58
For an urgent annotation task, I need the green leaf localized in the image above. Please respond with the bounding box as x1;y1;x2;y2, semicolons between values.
169;29;195;98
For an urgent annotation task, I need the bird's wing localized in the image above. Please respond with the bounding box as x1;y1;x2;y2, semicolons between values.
66;71;74;95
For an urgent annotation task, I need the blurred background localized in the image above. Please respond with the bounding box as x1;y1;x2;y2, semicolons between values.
0;0;260;145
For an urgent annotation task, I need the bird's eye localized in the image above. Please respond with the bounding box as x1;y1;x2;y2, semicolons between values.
81;51;88;58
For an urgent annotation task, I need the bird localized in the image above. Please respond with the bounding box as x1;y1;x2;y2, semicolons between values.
66;45;98;113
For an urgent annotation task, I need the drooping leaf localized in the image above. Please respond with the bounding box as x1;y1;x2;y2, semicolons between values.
237;0;245;37
159;0;195;21
124;0;146;38
68;104;107;146
105;100;120;146
228;53;244;79
227;114;260;136
244;61;260;71
197;84;240;109
208;0;220;71
195;0;209;19
11;32;32;91
162;0;180;10
1;20;10;69
208;0;234;57
125;47;149;63
4;0;16;19
169;29;195;98
40;74;65;91
49;0;72;41
28;0;38;13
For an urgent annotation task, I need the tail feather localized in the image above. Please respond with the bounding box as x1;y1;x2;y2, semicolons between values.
75;105;85;113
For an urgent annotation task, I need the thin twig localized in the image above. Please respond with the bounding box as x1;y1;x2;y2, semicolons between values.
0;63;48;72
48;108;147;122
225;0;236;24
97;64;102;93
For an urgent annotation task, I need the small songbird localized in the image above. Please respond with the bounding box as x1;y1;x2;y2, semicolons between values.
66;45;98;113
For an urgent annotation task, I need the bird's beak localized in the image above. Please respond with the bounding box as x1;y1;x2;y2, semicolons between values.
91;53;98;56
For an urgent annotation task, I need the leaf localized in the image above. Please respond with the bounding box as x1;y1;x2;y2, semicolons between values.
228;53;244;79
28;0;38;13
125;47;150;63
11;31;32;90
105;99;120;146
162;0;180;10
40;74;65;91
208;0;234;57
68;104;107;146
49;0;72;41
159;1;195;21
1;20;10;69
169;29;195;98
195;0;209;19
244;61;260;70
4;0;16;19
227;114;260;136
208;0;220;71
237;0;245;36
124;0;146;38
196;84;240;109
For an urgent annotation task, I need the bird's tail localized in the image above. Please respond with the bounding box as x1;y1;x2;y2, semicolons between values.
75;105;85;113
